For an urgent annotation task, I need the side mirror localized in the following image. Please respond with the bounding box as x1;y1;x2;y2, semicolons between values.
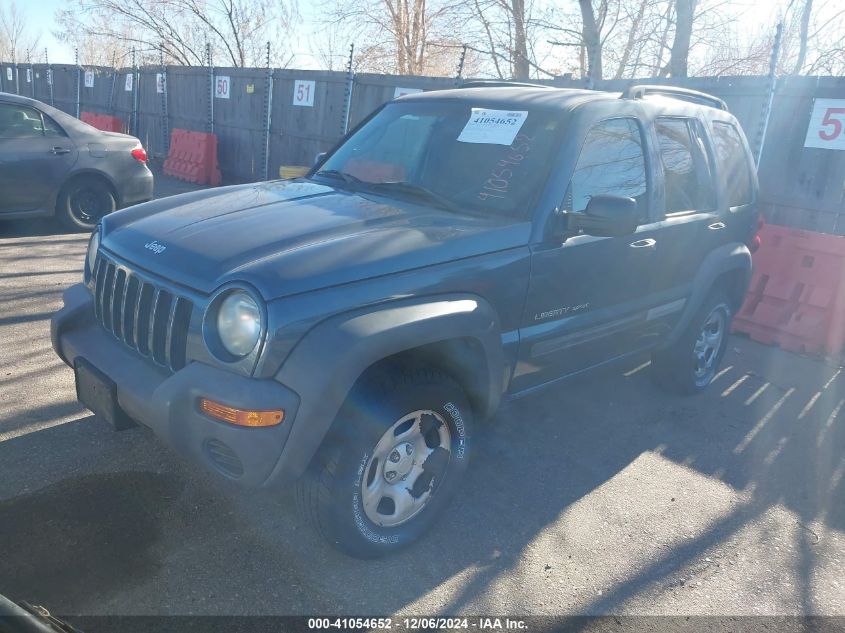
313;152;327;168
570;195;638;237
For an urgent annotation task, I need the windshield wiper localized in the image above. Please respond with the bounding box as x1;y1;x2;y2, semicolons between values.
314;169;365;188
367;181;464;214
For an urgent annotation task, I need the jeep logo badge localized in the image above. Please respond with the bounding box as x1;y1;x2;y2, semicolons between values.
144;240;166;254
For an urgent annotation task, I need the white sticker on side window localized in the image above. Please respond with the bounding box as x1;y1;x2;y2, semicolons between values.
457;108;527;145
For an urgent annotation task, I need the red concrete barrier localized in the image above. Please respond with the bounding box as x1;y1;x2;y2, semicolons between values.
80;111;126;133
734;224;845;357
163;129;221;186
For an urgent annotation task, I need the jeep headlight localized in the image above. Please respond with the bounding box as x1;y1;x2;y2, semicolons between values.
216;291;262;357
85;229;100;281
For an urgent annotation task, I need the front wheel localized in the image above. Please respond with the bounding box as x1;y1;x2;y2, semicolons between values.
296;367;473;558
651;290;732;394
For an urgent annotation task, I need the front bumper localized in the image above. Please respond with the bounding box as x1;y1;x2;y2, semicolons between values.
51;284;300;488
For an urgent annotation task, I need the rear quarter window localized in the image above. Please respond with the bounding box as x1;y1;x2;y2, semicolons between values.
711;121;754;206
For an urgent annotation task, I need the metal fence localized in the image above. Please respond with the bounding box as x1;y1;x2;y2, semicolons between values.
2;61;844;235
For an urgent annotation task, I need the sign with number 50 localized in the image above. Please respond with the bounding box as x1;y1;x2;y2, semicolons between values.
804;99;845;150
215;75;231;99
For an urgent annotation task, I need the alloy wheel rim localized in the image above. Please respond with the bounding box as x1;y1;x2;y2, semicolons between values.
693;307;726;382
361;409;452;528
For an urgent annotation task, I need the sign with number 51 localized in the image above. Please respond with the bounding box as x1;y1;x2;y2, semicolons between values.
293;80;315;107
804;99;845;150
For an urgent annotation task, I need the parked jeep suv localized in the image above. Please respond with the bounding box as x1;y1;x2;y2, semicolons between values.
51;83;759;557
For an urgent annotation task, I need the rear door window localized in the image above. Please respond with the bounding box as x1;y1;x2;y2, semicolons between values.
711;121;754;206
567;117;649;221
655;117;716;214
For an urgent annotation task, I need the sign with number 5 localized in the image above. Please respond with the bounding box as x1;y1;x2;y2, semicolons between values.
804;99;845;150
293;80;315;107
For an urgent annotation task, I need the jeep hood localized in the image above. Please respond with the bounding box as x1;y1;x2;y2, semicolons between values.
100;181;530;298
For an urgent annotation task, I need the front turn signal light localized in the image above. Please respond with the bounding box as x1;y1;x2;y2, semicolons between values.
200;398;284;427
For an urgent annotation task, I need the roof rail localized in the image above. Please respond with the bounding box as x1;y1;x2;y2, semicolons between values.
459;80;553;89
620;84;728;111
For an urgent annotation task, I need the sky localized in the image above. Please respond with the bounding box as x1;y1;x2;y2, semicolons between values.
17;0;792;67
16;0;68;63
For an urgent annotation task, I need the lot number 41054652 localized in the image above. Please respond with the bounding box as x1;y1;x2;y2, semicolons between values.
804;99;845;151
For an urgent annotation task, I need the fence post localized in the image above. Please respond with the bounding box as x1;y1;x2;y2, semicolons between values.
132;47;139;137
14;59;19;94
455;44;467;85
755;21;783;169
75;48;81;118
108;56;117;115
45;48;53;106
341;44;354;135
160;47;170;158
27;52;33;97
207;43;214;134
262;41;273;180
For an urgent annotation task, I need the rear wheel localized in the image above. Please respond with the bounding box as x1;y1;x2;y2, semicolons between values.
57;177;116;231
651;289;732;394
296;367;472;558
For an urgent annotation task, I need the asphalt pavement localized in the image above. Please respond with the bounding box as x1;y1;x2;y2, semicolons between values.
0;176;843;617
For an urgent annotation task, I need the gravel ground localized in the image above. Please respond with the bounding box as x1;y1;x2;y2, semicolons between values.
0;180;843;618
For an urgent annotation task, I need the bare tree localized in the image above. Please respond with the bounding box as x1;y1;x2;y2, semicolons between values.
54;0;298;67
578;0;603;80
665;0;695;76
323;0;463;75
0;0;41;63
792;0;813;74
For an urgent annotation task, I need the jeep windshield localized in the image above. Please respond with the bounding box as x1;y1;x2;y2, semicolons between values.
313;100;563;217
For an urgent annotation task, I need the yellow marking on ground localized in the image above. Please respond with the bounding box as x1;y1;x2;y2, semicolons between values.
734;388;796;454
822;368;842;391
817;398;844;448
744;382;770;406
623;361;651;377
711;365;733;382
721;374;749;397
763;437;789;465
797;392;822;420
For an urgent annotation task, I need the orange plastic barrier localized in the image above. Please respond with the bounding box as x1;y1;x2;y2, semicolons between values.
80;111;125;133
162;129;222;186
734;224;845;357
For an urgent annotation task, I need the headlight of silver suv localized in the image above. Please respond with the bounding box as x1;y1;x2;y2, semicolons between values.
85;228;100;283
210;290;263;358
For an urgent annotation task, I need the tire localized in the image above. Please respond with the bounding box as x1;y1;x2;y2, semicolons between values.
296;366;473;558
651;289;732;395
57;177;117;231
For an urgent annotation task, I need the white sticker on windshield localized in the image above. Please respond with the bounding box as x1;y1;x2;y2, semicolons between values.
457;108;527;145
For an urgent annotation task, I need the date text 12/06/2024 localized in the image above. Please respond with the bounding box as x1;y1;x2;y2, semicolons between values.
307;617;528;630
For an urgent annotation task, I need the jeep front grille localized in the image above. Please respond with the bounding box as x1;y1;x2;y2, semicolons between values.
93;254;194;372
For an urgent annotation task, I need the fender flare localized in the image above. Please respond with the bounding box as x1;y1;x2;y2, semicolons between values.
663;241;751;348
265;294;504;485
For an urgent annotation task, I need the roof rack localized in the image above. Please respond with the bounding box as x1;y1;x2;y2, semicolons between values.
620;84;728;111
459;80;553;89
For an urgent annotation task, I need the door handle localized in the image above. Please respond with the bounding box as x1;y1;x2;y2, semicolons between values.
50;147;71;155
630;238;657;250
708;221;726;230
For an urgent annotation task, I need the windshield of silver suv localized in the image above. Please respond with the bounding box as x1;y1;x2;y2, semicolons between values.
313;100;563;217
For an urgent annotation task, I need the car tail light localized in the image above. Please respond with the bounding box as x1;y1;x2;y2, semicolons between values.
131;147;148;162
